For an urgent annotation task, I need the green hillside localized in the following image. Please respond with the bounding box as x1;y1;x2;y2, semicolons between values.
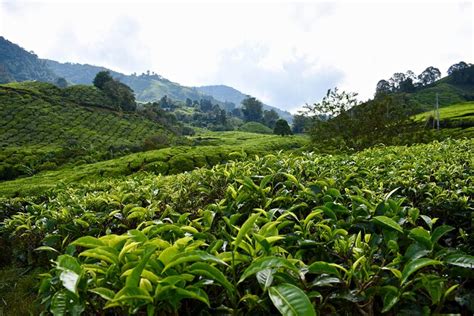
45;59;233;107
0;36;56;83
0;81;175;180
414;101;474;121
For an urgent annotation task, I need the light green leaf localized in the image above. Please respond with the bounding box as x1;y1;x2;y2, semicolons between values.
372;216;403;233
71;236;105;248
162;250;226;273
79;247;119;265
189;262;235;295
233;213;260;250
268;283;316;316
125;245;156;287
89;287;115;301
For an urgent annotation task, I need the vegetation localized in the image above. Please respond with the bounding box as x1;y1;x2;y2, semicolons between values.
0;36;56;83
0;82;175;180
273;119;292;136
0;139;472;315
238;122;273;134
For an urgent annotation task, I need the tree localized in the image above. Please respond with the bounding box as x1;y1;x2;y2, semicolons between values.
55;77;68;88
417;66;441;86
398;77;416;93
292;114;312;133
263;109;279;128
93;71;136;111
241;97;263;122
447;61;469;75
375;79;392;96
102;80;136;111
303;87;359;118
273;119;292;136
389;73;406;90
93;71;113;89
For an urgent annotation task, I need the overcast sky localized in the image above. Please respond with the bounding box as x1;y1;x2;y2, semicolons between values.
1;0;472;112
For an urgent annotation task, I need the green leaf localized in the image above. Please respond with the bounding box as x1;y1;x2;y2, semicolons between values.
163;250;226;273
239;256;299;284
89;287;115;301
50;289;84;316
431;225;454;243
111;286;153;304
409;227;432;249
307;261;341;277
445;253;474;268
174;287;210;307
256;268;274;290
381;285;399;313
71;236;105;248
35;245;59;253
233;213;260;250
79;247;119;265
401;258;442;285
125;245;156;288
268;283;316;316
189;262;235;295
372;216;403;233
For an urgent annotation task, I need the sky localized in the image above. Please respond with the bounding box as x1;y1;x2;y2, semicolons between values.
0;0;472;112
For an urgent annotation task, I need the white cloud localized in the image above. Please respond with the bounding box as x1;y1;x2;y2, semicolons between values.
0;0;472;112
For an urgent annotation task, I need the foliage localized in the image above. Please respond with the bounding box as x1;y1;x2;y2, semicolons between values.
0;36;57;83
93;71;137;111
273;119;292;136
292;114;313;134
263;109;280;128
0;138;472;315
0;83;176;180
242;97;264;123
308;93;424;150
238;122;273;134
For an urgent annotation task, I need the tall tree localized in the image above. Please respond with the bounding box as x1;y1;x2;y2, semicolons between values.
292;114;311;133
263;109;279;128
93;71;113;89
417;66;441;86
375;79;393;96
241;97;263;122
273;119;292;136
447;61;469;75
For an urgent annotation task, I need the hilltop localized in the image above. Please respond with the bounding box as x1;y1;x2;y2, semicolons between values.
0;36;56;83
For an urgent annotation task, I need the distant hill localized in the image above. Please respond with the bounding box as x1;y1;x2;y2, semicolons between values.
0;81;175;180
44;59;225;105
195;85;293;122
1;36;292;120
0;36;57;83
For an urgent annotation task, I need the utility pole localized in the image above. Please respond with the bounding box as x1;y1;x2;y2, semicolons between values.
435;93;440;130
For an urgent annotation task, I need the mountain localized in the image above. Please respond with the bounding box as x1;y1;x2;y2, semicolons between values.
44;60;222;105
0;36;57;83
195;85;293;122
1;36;292;119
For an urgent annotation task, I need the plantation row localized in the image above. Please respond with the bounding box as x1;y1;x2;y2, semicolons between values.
0;139;472;315
0;83;174;180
